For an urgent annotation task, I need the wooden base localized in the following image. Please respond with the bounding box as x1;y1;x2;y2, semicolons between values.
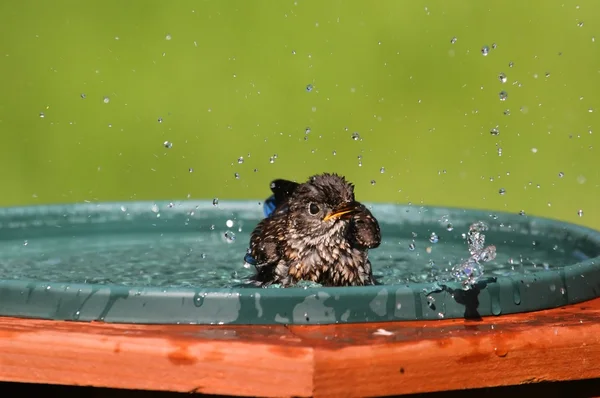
1;298;600;397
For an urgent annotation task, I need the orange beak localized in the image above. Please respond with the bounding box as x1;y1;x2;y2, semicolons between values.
323;202;361;222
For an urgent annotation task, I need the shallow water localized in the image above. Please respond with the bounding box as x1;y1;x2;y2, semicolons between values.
0;201;590;288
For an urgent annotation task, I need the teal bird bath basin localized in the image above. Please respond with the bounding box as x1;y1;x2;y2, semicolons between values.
0;201;598;325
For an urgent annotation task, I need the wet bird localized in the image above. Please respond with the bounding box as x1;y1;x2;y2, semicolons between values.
244;173;381;287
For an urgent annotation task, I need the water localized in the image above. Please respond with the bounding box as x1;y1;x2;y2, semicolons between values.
0;202;592;289
0;228;577;288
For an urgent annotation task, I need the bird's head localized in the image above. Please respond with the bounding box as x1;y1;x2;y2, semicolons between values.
286;173;363;242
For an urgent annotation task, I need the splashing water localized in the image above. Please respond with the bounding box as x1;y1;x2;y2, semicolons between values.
452;221;497;289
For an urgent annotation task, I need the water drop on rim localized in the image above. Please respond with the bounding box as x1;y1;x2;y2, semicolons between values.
212;198;219;206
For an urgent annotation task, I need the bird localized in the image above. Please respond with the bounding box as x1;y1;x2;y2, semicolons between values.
244;173;381;287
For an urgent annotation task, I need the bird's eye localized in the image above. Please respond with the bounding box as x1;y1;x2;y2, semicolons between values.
308;203;320;215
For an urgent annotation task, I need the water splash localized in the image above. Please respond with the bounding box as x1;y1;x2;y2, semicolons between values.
452;221;497;289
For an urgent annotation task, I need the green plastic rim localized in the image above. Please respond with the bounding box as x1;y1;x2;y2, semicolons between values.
0;201;598;325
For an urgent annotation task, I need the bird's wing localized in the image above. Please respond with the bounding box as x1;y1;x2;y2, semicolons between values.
248;212;286;266
270;179;300;205
348;207;381;249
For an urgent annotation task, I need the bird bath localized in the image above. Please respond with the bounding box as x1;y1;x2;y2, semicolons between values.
0;200;598;325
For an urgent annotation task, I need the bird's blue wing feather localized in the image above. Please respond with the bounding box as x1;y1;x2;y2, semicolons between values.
244;250;258;266
263;195;277;217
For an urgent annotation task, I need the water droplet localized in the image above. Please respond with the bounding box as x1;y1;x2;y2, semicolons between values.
193;292;204;307
519;210;526;216
499;188;506;195
446;223;454;231
212;198;219;206
370;180;376;185
481;45;490;56
226;219;234;228
237;156;244;164
305;127;311;134
578;21;584;27
165;34;172;40
503;109;511;116
332;150;337;156
188;167;194;173
80;93;86;99
426;295;435;309
578;209;584;217
234;172;240;179
429;233;439;243
408;242;416;251
103;96;110;104
380;167;385;173
23;240;28;246
39;112;45;118
157;117;163;123
492;43;497;49
499;91;508;101
490;127;500;136
224;230;236;243
163;141;172;149
351;132;361;141
450;37;457;44
498;73;507;83
269;156;275;164
558;172;564;178
306;84;313;92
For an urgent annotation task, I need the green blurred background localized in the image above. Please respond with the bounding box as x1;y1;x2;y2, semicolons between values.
0;0;598;228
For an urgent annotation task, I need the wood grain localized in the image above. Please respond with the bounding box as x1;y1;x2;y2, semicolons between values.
1;298;600;397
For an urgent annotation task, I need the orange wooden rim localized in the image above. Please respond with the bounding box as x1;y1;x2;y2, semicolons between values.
1;298;600;397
